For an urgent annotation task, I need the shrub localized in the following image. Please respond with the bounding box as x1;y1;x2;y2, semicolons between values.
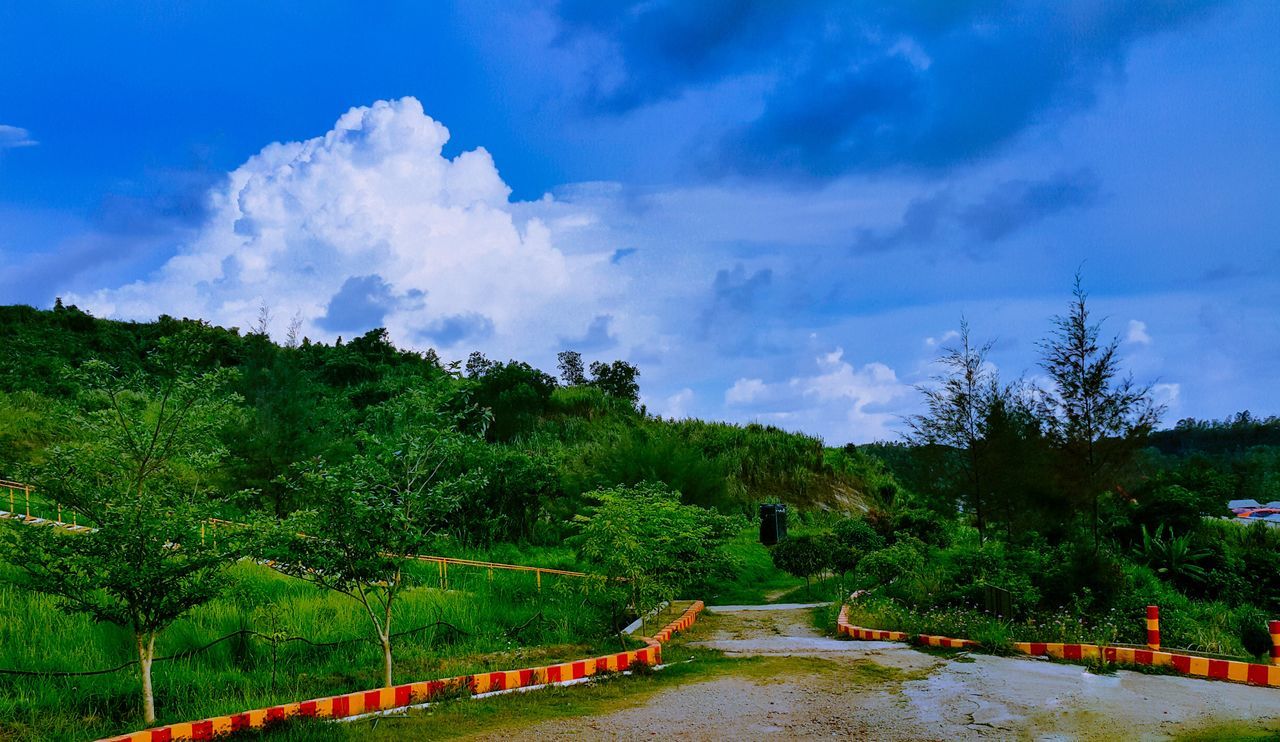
771;535;832;590
857;540;925;588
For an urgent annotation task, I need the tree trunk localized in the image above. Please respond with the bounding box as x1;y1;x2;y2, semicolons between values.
380;634;393;688
137;631;156;724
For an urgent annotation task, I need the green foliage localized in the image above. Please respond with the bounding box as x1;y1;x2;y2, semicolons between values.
573;482;738;627
257;384;486;686
1137;524;1211;590
0;333;244;723
856;540;925;589
770;535;831;587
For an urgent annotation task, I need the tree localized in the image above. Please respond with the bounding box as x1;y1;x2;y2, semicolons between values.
574;482;737;632
0;334;242;724
771;535;832;593
259;384;484;687
557;350;587;386
589;360;641;405
1038;274;1163;550
906;320;999;542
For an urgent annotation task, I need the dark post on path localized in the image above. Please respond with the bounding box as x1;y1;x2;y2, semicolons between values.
759;503;787;546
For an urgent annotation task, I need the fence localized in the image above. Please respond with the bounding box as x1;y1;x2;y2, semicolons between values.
2;480;589;591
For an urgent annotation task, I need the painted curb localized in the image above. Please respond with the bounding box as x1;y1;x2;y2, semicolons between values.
100;601;704;741
836;604;1280;687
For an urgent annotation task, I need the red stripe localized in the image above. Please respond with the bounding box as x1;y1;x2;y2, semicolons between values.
332;695;349;718
617;652;631;670
1134;649;1153;665
1146;605;1159;620
427;680;444;698
1172;655;1192;674
1028;642;1047;656
192;720;214;740
1063;644;1082;661
1208;659;1229;679
596;657;608;673
231;713;250;730
548;664;562;682
519;669;534;687
363;690;382;711
299;701;317;717
571;661;586;679
489;671;505;691
1249;663;1270;685
152;729;172;742
395;684;413;706
266;707;285;722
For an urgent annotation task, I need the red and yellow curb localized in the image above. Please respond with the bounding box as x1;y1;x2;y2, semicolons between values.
836;604;1280;688
101;601;704;742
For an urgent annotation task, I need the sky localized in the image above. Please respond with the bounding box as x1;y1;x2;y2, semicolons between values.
1;1;1277;444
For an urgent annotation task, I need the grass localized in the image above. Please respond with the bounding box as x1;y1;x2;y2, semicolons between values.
706;526;831;605
0;560;627;742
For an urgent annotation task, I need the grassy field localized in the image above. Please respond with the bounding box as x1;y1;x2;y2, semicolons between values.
0;560;628;741
704;524;838;605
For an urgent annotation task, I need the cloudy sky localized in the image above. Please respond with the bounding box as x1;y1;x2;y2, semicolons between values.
1;1;1277;443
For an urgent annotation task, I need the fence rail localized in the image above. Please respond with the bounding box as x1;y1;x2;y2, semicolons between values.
1;480;588;588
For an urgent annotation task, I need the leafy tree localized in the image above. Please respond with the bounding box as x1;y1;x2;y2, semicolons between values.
907;320;999;542
557;350;587;385
589;360;640;405
259;384;485;687
770;535;831;592
1039;274;1163;550
0;335;242;724
574;482;738;631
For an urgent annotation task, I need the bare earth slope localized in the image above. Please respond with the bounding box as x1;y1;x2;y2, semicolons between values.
467;606;1280;741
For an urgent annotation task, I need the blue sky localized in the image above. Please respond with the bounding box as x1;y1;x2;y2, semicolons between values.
1;1;1277;443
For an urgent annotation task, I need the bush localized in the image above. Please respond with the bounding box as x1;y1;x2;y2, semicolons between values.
834;517;885;552
891;508;950;547
857;540;925;588
771;535;831;588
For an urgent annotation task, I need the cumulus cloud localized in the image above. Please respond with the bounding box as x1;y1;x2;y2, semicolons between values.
724;347;912;442
70;98;618;356
656;387;695;419
0;125;37;149
1126;319;1153;345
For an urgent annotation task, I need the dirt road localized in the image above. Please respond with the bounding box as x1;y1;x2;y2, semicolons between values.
474;605;1280;740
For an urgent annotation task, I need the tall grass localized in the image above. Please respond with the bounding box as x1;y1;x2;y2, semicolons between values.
0;561;625;741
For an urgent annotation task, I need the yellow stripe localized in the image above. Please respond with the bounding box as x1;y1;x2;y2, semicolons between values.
1046;643;1064;658
473;675;491;693
1146;619;1160;629
348;694;365;715
1150;652;1173;667
606;655;619;671
280;703;301;719
504;671;522;688
248;709;267;727
1013;642;1032;654
1269;666;1280;686
212;716;232;734
1189;657;1210;676
1228;661;1249;682
169;723;193;740
1115;647;1135;663
1080;645;1099;660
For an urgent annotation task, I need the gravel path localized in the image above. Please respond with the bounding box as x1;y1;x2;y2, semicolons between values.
466;606;1280;740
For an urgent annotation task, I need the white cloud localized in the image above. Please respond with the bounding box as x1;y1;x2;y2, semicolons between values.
69;98;619;359
1153;382;1181;408
0;125;37;149
725;377;766;405
721;347;913;443
924;329;960;348
656;388;695;419
1126;319;1152;345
